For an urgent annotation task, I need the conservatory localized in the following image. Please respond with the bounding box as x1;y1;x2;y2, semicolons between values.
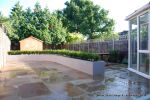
126;2;150;78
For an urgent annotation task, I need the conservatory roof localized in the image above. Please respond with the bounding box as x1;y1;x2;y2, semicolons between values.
126;2;150;20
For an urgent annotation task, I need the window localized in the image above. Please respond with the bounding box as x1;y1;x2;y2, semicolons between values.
139;13;148;50
139;53;149;75
130;18;137;70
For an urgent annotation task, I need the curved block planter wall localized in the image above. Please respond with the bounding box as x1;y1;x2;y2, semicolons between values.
7;55;106;76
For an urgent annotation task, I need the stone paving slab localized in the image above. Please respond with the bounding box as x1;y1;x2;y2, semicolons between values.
18;82;51;98
0;61;150;100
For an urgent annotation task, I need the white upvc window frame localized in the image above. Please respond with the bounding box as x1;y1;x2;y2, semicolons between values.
128;9;150;78
128;16;138;70
137;16;140;71
148;10;150;74
128;21;130;69
138;11;150;74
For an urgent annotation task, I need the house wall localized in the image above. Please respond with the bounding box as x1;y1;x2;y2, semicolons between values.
0;26;11;68
20;38;43;51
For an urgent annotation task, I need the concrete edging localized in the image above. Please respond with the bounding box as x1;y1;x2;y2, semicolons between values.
7;54;106;76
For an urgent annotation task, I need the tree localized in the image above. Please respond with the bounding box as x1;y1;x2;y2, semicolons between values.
9;2;67;45
92;32;119;41
66;32;85;43
0;12;17;41
58;0;114;39
31;2;51;44
49;14;67;45
0;12;9;23
10;1;24;41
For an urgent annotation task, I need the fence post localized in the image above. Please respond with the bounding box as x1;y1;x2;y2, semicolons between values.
112;39;115;50
72;44;74;51
98;41;100;54
67;43;69;50
73;44;75;51
79;43;80;51
97;42;98;53
88;42;89;53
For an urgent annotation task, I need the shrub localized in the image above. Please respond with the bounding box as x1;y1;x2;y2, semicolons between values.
122;58;128;64
108;50;127;63
108;50;119;63
8;50;100;61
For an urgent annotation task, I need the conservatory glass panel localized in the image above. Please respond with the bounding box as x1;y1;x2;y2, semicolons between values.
139;13;148;50
139;13;149;75
130;18;137;70
139;53;149;75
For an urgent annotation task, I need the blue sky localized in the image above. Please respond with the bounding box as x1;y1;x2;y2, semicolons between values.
0;0;149;32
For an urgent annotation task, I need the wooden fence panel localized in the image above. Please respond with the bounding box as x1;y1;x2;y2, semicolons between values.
66;40;128;54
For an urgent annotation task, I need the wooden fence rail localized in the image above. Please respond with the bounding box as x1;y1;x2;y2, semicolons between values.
65;39;128;54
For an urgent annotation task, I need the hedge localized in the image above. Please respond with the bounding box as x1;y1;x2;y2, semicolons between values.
8;50;100;61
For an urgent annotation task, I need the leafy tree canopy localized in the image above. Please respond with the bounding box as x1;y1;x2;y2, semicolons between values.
56;0;115;39
92;32;119;41
0;12;17;41
2;0;115;45
0;12;9;23
66;32;85;43
9;2;67;45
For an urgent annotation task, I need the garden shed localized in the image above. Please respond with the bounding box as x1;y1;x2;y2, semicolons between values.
19;36;43;51
126;2;150;78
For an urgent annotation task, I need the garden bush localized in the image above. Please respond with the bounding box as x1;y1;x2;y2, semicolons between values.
108;50;127;63
8;50;100;61
108;50;120;63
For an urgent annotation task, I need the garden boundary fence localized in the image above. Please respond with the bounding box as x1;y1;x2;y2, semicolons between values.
65;39;128;54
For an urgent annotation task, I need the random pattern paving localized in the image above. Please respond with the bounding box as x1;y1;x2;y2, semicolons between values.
0;61;150;100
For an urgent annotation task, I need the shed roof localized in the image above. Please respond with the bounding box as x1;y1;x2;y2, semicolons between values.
19;36;43;43
126;2;150;20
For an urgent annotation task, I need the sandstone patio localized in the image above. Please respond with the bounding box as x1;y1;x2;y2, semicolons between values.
0;61;150;100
